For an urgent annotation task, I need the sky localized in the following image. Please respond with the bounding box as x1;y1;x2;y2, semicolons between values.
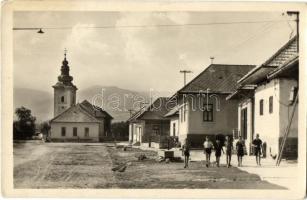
13;11;296;95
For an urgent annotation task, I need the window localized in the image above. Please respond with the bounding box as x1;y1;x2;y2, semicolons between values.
73;127;78;136
84;127;89;137
203;104;213;122
61;96;65;103
269;96;273;114
61;127;66;137
173;123;176;136
259;99;264;115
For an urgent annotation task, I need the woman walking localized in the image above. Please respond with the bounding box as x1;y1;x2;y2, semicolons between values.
236;136;245;167
203;136;213;167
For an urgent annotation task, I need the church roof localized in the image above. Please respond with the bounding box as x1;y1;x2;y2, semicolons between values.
50;100;113;123
79;100;113;120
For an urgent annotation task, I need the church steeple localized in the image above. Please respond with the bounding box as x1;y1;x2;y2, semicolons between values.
52;49;77;117
57;49;74;86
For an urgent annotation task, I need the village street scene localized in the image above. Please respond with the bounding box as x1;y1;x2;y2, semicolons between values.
12;11;300;190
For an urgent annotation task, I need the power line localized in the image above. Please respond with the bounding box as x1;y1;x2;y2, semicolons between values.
13;19;294;31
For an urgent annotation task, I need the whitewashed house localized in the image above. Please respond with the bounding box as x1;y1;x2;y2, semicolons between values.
227;36;298;159
168;64;255;148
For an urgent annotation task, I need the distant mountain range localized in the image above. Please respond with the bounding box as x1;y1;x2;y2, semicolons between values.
13;86;172;122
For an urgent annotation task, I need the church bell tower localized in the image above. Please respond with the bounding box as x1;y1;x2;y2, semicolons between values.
52;49;77;117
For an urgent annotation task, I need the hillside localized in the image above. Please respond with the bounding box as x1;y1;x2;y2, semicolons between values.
13;86;172;122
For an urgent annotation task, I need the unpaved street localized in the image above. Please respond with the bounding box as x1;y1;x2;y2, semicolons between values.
14;142;285;189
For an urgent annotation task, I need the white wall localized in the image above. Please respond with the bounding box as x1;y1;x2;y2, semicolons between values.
169;117;179;137
254;78;298;156
51;122;99;141
54;87;76;117
255;79;281;155
178;102;188;144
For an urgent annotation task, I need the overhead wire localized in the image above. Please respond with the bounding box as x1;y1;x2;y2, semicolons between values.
13;19;294;30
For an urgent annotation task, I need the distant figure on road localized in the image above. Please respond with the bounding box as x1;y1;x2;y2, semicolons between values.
224;136;233;168
203;136;213;167
182;138;191;168
252;134;263;166
215;139;224;167
236;136;245;167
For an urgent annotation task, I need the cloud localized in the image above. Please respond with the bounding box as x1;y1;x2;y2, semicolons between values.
115;12;191;65
62;23;110;56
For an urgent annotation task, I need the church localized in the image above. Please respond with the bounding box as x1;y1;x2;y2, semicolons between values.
50;51;113;142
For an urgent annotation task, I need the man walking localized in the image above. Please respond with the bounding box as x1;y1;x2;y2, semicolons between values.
252;134;263;166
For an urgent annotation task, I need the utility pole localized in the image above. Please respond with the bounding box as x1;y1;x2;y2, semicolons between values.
287;11;299;52
180;70;192;86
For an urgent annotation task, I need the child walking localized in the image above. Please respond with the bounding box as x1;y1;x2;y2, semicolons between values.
203;136;213;167
215;139;224;167
252;134;263;166
225;136;233;168
236;136;245;167
182;138;190;168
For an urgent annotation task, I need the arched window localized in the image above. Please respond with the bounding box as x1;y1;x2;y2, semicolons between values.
61;96;65;103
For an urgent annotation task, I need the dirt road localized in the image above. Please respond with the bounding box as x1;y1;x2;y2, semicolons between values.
14;142;285;189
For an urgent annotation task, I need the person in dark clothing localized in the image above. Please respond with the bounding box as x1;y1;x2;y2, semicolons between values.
225;136;233;168
215;139;224;167
236;136;245;167
252;134;263;166
182;139;190;168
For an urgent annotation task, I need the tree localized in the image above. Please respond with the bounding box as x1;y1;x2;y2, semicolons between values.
111;121;129;141
13;106;36;140
39;121;51;136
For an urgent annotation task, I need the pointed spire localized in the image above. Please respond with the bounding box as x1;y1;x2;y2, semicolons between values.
57;48;74;85
64;48;67;59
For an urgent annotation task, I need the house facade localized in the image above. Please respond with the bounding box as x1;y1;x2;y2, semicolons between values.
227;36;298;158
128;97;171;148
50;52;113;142
170;64;255;148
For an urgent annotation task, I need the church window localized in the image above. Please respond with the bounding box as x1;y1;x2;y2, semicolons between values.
73;127;78;136
61;96;65;103
84;127;89;137
61;127;66;137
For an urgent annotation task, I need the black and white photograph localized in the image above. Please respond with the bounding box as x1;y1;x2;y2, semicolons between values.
2;1;306;198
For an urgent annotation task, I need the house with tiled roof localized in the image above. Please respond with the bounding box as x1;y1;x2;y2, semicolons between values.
128;97;171;148
50;52;113;142
227;36;298;159
169;64;255;148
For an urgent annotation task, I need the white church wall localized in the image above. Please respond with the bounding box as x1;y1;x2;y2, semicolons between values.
50;122;99;141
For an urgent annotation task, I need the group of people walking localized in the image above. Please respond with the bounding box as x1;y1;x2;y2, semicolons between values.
182;134;263;168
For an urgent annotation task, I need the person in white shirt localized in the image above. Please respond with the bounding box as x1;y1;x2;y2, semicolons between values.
203;136;213;167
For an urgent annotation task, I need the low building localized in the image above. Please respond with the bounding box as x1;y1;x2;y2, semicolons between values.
227;36;298;159
128;97;171;148
50;100;113;142
170;64;255;148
